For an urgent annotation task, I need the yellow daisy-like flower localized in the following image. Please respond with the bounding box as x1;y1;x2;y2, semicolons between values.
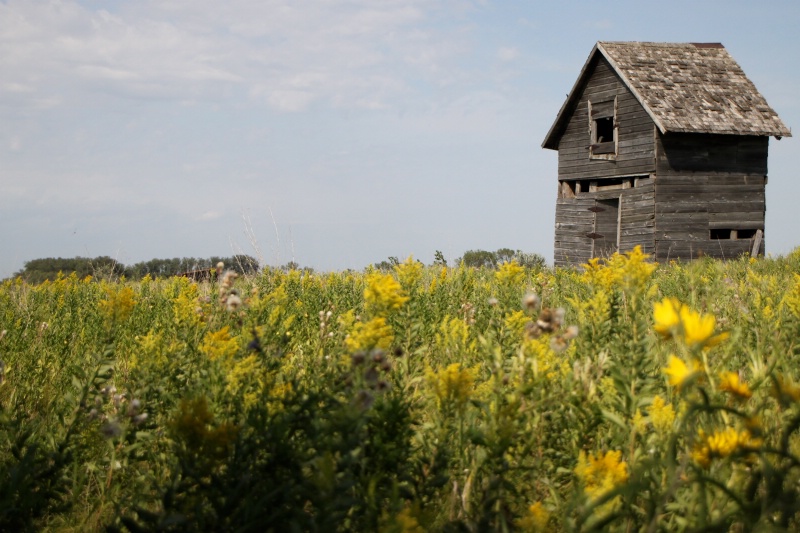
680;306;728;347
653;297;682;337
718;371;752;400
653;297;728;348
664;355;700;390
691;427;762;469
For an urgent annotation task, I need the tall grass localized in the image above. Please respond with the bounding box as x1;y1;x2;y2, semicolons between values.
2;250;800;531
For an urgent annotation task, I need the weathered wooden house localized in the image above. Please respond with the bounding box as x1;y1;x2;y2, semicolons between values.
542;41;791;267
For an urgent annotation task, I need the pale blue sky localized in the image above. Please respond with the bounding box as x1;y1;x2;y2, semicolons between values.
1;0;798;276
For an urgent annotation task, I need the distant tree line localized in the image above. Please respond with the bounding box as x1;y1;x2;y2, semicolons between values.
11;255;260;284
12;248;547;284
457;248;546;269
372;248;546;270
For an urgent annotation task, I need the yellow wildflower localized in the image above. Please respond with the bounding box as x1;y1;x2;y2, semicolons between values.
649;396;676;434
574;450;629;502
504;310;530;336
581;246;656;291
718;371;752;400
653;298;682;337
516;501;550;531
98;285;137;325
382;505;424;533
131;330;169;369
632;409;647;434
364;272;409;317
200;326;240;362
664;355;700;390
434;316;476;359
495;260;526;286
394;255;424;290
783;274;800;320
345;317;394;352
654;298;728;348
170;397;239;470
426;363;478;411
680;306;720;347
225;354;263;397
692;427;762;469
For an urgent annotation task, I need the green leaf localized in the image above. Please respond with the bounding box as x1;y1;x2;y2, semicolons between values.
601;408;628;430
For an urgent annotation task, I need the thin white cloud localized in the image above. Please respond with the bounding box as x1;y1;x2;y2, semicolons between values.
199;211;224;221
497;46;519;62
0;0;474;112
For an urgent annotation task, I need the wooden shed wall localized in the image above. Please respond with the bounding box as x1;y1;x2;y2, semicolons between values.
619;179;655;254
553;182;655;267
556;56;656;181
554;197;595;267
654;133;768;261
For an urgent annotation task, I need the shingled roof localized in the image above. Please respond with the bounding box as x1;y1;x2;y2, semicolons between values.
543;41;791;149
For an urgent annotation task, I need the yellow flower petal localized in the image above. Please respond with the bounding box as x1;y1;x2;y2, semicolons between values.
664;355;699;390
653;298;681;337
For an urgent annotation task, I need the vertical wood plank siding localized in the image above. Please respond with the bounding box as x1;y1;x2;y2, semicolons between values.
554;197;595;267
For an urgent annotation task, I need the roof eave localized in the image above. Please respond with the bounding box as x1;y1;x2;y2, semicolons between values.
541;43;601;150
541;42;672;149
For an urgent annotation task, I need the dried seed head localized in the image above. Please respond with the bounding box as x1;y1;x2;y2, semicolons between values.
525;321;543;339
550;335;569;353
100;421;122;439
564;325;579;340
351;351;366;366
226;294;243;312
522;292;540;312
553;308;566;329
364;366;379;385
127;398;141;416
354;390;374;410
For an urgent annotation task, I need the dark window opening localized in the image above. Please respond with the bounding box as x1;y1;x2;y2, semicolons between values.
589;98;617;159
711;229;760;240
594;117;614;144
593;177;635;191
559;180;592;198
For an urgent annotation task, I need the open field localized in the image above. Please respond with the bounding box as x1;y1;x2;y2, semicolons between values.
3;248;800;531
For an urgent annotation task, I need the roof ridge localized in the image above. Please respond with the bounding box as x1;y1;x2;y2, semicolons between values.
542;41;791;149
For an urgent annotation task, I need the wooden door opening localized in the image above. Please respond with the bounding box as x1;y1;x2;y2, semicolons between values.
592;198;620;258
